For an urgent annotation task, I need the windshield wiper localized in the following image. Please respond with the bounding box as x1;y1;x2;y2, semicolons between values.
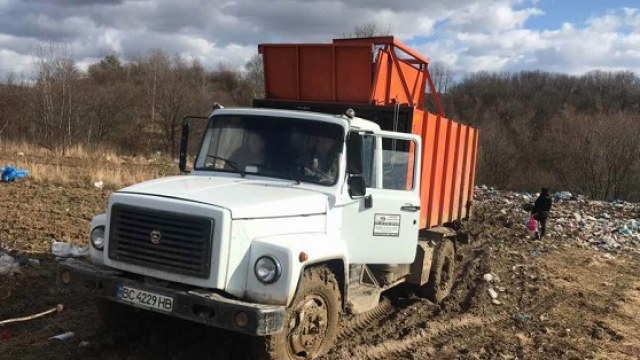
205;155;245;177
246;163;301;185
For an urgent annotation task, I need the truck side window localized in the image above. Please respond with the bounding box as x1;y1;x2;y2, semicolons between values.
382;139;415;190
362;134;376;188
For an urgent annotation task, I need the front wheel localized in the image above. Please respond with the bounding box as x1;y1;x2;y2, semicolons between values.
252;266;342;360
421;239;455;303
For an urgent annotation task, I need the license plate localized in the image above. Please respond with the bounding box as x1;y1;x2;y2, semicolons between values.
117;285;174;312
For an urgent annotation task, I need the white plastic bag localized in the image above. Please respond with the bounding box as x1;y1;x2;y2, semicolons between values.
51;241;89;258
0;254;20;275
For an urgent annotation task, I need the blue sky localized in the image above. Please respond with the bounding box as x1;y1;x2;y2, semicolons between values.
526;0;638;29
0;0;639;78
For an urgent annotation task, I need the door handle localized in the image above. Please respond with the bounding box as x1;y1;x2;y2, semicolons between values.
400;205;420;212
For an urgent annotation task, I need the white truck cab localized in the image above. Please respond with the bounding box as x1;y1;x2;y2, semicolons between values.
58;107;441;359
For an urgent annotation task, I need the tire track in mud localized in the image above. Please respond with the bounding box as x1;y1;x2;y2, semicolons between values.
339;298;395;339
362;312;511;359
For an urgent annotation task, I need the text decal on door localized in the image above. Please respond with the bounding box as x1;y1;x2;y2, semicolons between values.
373;214;401;236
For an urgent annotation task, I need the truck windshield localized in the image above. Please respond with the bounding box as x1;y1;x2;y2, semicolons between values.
195;114;345;186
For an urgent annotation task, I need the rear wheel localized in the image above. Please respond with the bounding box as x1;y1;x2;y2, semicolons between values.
421;239;455;303
252;266;341;360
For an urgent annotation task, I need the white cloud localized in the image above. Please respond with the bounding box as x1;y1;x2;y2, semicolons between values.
0;0;638;78
0;48;33;77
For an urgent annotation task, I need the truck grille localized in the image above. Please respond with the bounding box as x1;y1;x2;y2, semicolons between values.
108;204;214;278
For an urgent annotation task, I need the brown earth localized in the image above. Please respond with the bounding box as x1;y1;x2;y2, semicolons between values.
1;180;639;359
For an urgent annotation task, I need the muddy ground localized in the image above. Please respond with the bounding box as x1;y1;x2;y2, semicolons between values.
1;179;639;360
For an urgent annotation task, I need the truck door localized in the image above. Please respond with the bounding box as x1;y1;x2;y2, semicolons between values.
340;131;421;264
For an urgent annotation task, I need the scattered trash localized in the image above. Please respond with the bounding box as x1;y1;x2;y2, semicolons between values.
491;299;502;305
514;313;531;323
49;331;75;341
553;191;573;200
487;288;498;299
0;254;20;276
93;181;104;190
51;241;89;258
0;166;28;182
0;304;64;326
483;273;494;282
79;340;90;347
602;253;616;260
27;258;40;267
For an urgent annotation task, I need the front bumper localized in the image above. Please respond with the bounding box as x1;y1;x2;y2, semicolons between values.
57;259;285;336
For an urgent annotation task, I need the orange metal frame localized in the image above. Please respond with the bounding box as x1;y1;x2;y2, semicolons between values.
259;37;478;229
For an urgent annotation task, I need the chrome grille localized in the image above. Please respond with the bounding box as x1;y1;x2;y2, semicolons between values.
108;204;214;278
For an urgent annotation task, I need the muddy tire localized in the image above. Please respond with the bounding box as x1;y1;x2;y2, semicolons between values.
252;266;342;360
422;239;455;303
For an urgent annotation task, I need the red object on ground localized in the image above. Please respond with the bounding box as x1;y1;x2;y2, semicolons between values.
527;218;539;232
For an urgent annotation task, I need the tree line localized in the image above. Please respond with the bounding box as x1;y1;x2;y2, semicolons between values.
1;47;639;200
438;70;640;201
0;46;264;158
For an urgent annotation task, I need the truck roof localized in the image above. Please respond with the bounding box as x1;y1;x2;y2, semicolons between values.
210;107;381;132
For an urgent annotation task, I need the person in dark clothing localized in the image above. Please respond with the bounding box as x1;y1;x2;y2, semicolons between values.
532;188;553;239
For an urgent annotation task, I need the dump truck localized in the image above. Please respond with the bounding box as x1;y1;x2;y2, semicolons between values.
57;36;478;359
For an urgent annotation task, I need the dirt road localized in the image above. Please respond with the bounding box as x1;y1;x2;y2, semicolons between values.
1;181;639;359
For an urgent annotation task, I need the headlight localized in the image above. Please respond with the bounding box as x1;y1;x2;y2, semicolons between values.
254;256;281;284
91;226;105;251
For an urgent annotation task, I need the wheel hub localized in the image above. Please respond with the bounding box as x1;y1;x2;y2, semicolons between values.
289;295;329;356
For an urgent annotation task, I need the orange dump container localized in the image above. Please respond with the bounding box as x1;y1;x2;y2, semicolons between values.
256;37;478;229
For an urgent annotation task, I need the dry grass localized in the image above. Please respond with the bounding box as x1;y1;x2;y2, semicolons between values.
0;140;177;189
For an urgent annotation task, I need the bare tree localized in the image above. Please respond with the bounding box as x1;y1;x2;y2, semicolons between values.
344;21;391;38
543;110;640;200
429;61;455;94
244;54;264;99
30;44;82;154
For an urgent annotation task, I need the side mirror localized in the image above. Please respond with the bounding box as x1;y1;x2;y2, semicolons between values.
179;121;190;173
347;132;363;175
348;176;366;197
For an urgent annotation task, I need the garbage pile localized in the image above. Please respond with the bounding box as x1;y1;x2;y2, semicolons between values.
473;186;640;254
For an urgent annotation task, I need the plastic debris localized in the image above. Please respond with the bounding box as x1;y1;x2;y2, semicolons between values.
514;313;531;323
49;331;75;341
0;254;20;276
553;191;573;200
483;273;494;282
27;258;41;267
0;166;28;182
487;288;498;299
93;181;104;190
51;241;89;258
